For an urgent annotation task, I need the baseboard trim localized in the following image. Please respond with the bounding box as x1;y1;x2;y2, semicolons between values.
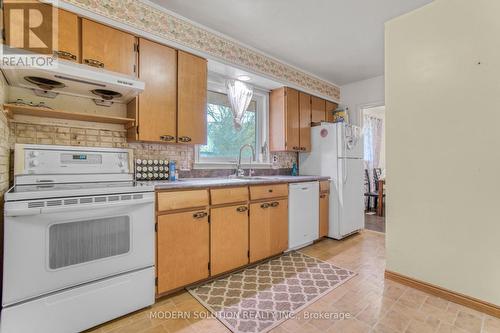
385;270;499;318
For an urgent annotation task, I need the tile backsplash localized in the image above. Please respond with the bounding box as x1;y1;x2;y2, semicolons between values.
7;121;297;180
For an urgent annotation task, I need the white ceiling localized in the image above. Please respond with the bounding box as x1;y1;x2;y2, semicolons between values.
149;0;433;86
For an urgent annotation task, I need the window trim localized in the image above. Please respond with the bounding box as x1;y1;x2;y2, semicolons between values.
194;80;270;169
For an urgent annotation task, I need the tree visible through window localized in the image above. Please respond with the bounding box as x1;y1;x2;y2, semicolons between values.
199;91;257;161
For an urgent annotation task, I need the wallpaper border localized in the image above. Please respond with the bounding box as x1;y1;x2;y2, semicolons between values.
62;0;340;101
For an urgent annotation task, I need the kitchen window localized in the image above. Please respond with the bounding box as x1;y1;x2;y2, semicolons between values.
195;83;270;168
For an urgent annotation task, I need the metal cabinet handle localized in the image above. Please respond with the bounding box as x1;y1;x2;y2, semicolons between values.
54;50;76;61
300;147;306;151
193;211;208;219
178;136;192;143
292;146;300;151
260;203;269;209
270;201;279;207
84;58;104;68
320;194;327;198
160;135;176;142
236;206;248;213
268;189;273;193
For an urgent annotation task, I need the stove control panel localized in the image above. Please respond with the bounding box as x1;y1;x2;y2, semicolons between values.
14;144;134;184
135;159;169;181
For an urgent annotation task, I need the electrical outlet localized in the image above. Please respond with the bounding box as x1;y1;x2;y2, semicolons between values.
272;154;278;163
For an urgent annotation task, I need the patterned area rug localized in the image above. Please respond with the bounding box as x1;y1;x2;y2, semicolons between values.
188;251;356;333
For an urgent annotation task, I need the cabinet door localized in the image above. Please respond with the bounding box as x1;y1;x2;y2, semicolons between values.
137;39;177;142
81;19;137;76
178;51;207;144
211;205;249;275
249;199;288;262
326;100;338;122
269;199;288;255
285;88;300;151
299;92;312;152
319;193;329;238
311;96;326;123
3;4;78;60
157;210;209;294
249;202;271;263
55;9;80;62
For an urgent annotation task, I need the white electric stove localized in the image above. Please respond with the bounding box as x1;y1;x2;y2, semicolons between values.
1;144;156;333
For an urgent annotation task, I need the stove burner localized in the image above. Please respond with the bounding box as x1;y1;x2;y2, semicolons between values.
24;76;66;90
91;89;122;100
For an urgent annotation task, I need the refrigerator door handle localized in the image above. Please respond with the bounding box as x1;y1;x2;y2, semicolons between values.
343;157;348;184
342;125;348;184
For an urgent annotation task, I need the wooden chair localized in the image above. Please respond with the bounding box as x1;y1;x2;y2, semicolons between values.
373;168;382;185
364;169;378;211
373;168;386;213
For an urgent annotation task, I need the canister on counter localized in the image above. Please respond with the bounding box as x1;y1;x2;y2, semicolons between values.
169;161;176;181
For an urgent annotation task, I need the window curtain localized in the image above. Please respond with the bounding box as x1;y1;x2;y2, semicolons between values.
363;115;383;190
226;80;254;130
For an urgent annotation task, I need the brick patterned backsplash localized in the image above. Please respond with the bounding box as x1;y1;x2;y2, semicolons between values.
13;122;128;148
7;122;297;177
129;142;194;171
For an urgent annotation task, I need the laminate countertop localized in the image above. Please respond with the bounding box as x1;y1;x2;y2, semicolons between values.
144;175;330;191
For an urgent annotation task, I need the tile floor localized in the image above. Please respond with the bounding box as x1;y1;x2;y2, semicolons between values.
86;231;499;333
365;213;385;233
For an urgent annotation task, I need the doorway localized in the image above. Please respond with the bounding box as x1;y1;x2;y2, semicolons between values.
362;105;386;232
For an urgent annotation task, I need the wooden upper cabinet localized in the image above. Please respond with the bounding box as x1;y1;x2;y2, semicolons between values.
81;19;137;76
55;9;80;62
299;92;311;152
269;87;299;151
210;205;249;276
326;100;339;122
311;96;326;123
156;210;209;294
286;88;300;151
135;39;177;142
3;4;79;61
177;51;207;145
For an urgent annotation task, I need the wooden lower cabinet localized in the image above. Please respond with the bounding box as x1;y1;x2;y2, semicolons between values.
210;205;249;275
249;199;288;263
156;210;209;294
319;192;329;237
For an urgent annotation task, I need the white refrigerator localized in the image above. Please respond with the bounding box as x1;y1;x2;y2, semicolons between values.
299;122;364;239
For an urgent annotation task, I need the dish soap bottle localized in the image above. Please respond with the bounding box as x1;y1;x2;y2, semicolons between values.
291;162;298;176
169;161;176;181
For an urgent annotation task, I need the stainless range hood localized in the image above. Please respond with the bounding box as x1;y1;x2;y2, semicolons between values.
1;61;145;105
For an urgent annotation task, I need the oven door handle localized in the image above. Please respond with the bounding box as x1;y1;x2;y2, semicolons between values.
5;196;154;217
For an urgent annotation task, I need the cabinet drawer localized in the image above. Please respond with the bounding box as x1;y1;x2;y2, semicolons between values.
250;184;288;200
157;190;209;212
320;180;330;193
210;187;249;205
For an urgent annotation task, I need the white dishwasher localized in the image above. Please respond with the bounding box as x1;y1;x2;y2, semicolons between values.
288;181;319;250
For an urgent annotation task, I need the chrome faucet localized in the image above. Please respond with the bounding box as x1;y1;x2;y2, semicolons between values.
235;144;256;177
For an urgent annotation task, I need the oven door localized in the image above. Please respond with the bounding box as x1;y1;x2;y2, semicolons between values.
2;192;155;306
